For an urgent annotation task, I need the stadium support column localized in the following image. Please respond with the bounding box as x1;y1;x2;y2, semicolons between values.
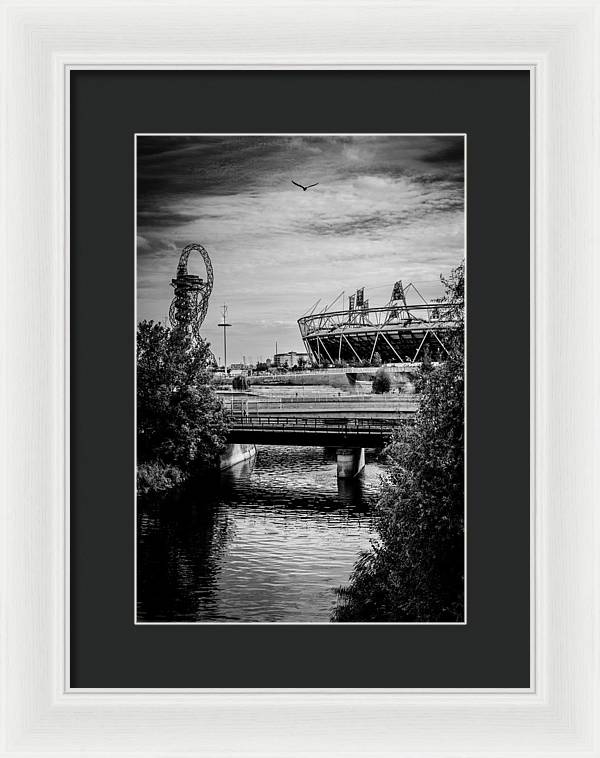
336;448;365;478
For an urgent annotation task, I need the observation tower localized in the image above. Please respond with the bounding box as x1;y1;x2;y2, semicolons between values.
169;243;214;342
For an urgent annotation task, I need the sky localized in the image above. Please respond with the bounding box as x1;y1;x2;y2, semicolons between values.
137;135;465;365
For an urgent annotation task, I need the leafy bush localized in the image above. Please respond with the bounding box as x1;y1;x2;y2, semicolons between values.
137;461;185;497
137;322;230;495
372;368;391;394
333;263;464;622
232;374;249;391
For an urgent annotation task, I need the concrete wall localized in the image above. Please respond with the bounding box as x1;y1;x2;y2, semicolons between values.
336;448;366;478
242;397;418;420
220;443;257;470
215;367;419;389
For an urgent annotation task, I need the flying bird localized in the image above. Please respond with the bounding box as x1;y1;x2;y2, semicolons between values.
292;180;319;191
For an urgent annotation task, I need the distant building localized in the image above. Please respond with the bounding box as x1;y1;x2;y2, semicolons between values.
273;351;309;368
229;362;250;376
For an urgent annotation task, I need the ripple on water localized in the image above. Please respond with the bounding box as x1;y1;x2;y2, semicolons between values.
137;445;386;623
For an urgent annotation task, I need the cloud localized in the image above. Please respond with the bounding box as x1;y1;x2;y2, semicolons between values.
421;138;465;164
137;135;465;362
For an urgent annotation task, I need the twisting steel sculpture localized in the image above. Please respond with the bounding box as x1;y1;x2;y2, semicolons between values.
169;243;214;342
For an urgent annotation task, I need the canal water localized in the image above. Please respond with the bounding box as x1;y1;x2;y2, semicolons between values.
137;445;385;623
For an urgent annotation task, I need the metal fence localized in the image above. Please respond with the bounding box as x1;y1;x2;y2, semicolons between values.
229;415;403;434
220;394;421;410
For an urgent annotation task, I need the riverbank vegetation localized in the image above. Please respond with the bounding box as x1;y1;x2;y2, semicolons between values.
372;368;391;394
333;263;465;622
137;321;229;497
232;374;249;391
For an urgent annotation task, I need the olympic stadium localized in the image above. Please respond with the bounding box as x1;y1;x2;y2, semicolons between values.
297;281;462;367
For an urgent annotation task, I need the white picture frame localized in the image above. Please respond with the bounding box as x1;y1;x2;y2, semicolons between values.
1;1;599;755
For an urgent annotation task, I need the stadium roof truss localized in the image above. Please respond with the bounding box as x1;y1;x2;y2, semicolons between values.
297;301;461;367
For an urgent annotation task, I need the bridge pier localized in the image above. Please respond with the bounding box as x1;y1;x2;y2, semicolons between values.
336;447;365;479
220;443;257;470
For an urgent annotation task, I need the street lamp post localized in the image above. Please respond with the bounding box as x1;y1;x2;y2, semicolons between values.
218;304;231;373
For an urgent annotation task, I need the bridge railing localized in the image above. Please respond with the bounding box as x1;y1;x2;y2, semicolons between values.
228;415;404;435
220;393;421;408
247;394;420;403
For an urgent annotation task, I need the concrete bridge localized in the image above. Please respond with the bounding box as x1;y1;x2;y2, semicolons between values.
224;413;412;479
227;415;401;448
219;390;418;479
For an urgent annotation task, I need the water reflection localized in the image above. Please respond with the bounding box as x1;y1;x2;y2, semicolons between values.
137;445;384;622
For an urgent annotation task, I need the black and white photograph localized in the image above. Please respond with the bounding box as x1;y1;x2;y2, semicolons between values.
135;134;465;624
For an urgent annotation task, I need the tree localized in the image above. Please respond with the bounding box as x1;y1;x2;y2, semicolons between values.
232;374;248;391
372;367;391;394
334;262;465;622
137;321;230;495
372;351;383;367
420;345;433;374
